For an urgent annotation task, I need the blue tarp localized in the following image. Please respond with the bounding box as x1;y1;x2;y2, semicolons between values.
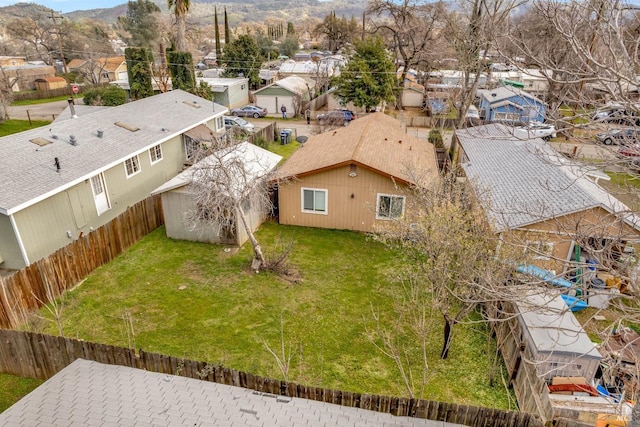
516;264;588;311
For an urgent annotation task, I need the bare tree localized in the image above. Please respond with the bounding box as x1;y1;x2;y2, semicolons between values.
368;0;446;109
5;13;57;64
0;67;17;122
185;140;280;271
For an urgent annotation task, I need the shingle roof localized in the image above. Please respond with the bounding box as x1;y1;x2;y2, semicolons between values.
277;112;438;186
478;86;544;105
456;124;640;232
0;90;227;215
0;359;464;427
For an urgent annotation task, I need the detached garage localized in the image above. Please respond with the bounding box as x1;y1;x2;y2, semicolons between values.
253;75;311;118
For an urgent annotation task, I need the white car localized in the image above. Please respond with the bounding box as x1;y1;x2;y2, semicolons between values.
224;116;255;133
513;121;557;141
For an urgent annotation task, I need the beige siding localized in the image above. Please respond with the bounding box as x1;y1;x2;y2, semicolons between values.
278;165;410;232
13;135;187;267
0;214;23;269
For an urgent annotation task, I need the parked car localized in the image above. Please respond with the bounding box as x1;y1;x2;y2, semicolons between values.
317;109;356;125
230;105;267;118
595;128;640;145
224;116;255;133
616;144;640;170
513;121;557;141
592;105;640;126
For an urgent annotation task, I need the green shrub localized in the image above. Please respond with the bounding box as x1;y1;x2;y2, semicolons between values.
83;86;127;106
429;129;444;149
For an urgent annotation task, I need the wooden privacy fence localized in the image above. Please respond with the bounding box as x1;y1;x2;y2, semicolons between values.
0;195;163;329
0;329;542;427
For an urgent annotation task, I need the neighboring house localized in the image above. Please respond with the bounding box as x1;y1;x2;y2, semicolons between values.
276;112;438;232
0;56;26;67
198;77;249;109
34;77;67;91
516;291;602;383
152;142;281;246
0;64;56;92
477;85;546;123
439;70;487;88
0;90;227;270
253;75;311;117
277;56;344;81
454;124;640;274
489;69;549;95
68;56;127;84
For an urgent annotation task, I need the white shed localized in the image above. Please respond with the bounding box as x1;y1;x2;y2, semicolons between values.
516;291;602;383
151;142;281;246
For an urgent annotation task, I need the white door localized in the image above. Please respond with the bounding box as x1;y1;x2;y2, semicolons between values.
90;173;110;215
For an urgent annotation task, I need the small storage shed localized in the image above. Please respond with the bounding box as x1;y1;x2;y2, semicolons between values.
515;291;602;383
34;77;67;91
253;75;310;117
151;142;281;246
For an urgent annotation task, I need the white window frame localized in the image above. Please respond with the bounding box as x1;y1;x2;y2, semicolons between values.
525;240;554;260
376;194;406;220
149;144;163;165
124;155;141;178
301;188;328;215
184;136;200;161
494;112;521;122
216;116;224;132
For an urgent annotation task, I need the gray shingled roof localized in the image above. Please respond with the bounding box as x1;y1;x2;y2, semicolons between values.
0;90;227;215
456;125;640;232
0;359;464;427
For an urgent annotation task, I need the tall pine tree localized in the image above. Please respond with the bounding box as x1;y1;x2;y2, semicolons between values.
224;7;231;44
214;7;221;56
125;47;154;100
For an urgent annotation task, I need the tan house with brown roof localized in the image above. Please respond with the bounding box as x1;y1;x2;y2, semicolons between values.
276;112;438;232
68;56;127;84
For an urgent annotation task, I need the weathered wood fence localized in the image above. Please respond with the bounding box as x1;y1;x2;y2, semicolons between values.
0;329;542;427
0;195;163;329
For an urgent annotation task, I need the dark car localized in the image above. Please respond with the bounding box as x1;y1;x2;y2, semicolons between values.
595;128;640;146
317;109;356;125
230;105;267;118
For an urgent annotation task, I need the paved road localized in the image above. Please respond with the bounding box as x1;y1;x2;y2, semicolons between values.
7;99;76;121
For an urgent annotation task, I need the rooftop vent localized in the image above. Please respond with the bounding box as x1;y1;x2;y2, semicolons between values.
69;135;77;145
183;101;201;109
114;122;140;132
97;129;104;138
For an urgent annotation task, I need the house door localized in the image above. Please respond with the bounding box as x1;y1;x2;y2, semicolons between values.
90;173;110;215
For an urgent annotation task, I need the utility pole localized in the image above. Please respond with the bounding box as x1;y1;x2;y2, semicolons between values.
49;10;75;104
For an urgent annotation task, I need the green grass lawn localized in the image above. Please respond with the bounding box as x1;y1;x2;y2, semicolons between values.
0;374;42;413
0;119;51;137
10;95;73;106
27;222;514;409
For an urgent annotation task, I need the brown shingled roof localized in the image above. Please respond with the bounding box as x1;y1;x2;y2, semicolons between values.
277;112;437;185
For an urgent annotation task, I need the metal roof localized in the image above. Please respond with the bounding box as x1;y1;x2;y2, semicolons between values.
0;90;227;215
456;124;640;233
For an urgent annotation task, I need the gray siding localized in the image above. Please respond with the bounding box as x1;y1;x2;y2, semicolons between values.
0;214;23;269
13;135;187;267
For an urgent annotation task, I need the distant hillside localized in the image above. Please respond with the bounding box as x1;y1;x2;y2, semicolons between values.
61;0;365;24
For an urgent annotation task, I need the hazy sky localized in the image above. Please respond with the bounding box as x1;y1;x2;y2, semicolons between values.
0;0;126;13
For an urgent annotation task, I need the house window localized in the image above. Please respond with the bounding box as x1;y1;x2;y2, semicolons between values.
149;144;163;164
102;72;109;79
124;155;141;177
493;112;521;122
302;188;327;214
376;194;405;219
216;116;224;132
525;240;554;260
184;136;201;161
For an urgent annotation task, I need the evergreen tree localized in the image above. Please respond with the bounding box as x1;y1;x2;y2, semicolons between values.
287;21;295;36
167;51;196;91
214;7;221;56
117;0;161;49
125;47;154;100
334;37;396;111
224;7;231;44
221;34;263;88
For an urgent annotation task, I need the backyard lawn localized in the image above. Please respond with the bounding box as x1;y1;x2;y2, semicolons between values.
0;374;42;413
0;119;51;137
28;222;515;409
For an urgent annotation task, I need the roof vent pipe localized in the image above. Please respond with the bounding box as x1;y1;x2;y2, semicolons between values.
69;135;77;145
54;157;61;172
68;98;77;118
97;129;104;138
